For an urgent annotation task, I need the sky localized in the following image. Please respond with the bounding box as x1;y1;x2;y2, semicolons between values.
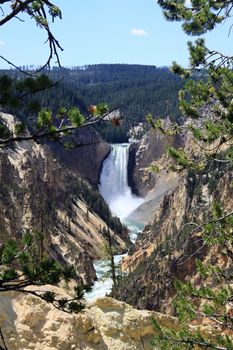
0;0;232;69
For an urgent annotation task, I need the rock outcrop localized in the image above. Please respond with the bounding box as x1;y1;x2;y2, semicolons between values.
1;286;227;350
0;288;173;350
128;125;183;197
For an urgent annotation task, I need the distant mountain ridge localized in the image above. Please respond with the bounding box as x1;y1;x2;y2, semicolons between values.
0;64;183;142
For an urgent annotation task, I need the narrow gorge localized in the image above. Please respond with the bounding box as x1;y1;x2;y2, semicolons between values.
85;143;145;301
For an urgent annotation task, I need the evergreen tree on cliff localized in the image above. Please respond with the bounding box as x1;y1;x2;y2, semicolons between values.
152;1;233;349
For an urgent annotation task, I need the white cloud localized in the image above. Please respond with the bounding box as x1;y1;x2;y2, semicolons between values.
130;28;148;36
0;40;5;46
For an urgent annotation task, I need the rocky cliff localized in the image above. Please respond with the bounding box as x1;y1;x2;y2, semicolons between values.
115;153;233;312
126;122;183;225
49;127;110;187
0;112;129;286
113;113;233;312
128;124;183;198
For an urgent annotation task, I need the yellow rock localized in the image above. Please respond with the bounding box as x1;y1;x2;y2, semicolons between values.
0;288;162;350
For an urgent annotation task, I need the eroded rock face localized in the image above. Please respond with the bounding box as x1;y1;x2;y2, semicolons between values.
0;113;129;286
115;164;233;312
128;127;183;197
0;288;178;350
126;124;183;225
115;112;233;312
49;127;111;188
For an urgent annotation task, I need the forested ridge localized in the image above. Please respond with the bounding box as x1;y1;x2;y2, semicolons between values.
1;64;183;142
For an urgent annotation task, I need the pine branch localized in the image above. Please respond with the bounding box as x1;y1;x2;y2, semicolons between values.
176;210;233;265
162;335;227;350
0;0;33;27
0;108;118;147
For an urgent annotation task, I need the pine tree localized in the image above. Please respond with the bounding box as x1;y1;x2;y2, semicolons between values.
151;1;233;349
0;231;88;313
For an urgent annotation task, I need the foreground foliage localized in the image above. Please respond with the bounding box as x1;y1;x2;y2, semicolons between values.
0;231;88;313
151;1;233;349
152;204;233;349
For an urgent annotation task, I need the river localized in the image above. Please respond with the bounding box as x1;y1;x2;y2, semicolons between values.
85;144;144;302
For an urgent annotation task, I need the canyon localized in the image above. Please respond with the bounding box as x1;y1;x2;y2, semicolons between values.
0;111;232;349
0;112;129;287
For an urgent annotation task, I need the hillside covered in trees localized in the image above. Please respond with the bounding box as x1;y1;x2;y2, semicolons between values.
1;64;183;142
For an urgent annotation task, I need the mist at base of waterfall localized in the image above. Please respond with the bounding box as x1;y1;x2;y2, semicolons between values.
108;190;144;219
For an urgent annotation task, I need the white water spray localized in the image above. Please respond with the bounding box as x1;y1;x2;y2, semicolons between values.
99;143;143;219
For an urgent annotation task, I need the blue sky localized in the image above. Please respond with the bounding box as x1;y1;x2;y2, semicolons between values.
0;0;231;68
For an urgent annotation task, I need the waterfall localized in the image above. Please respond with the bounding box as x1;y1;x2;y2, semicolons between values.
99;143;143;219
85;143;144;302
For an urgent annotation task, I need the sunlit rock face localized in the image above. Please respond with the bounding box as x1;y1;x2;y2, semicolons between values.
0;288;169;350
0;287;226;350
128;126;183;198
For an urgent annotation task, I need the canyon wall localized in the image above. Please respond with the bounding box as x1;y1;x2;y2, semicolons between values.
128;125;183;197
49;127;111;187
0;112;129;286
115;120;233;312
